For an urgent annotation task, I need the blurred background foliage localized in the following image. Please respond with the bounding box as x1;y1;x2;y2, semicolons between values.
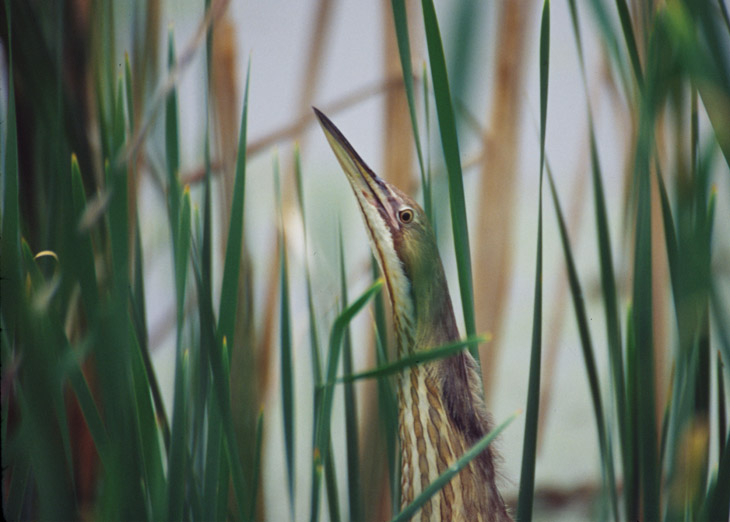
2;0;729;520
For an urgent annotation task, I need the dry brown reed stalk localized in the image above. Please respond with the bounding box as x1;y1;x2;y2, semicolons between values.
212;17;240;249
474;0;535;402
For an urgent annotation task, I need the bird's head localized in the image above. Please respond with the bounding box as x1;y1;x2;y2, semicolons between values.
315;108;458;352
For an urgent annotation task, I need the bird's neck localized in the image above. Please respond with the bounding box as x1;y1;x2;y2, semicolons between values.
410;260;460;351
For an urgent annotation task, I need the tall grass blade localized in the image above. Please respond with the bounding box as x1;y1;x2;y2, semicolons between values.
338;229;362;522
167;188;192;521
274;153;296;512
389;0;430;217
614;0;644;88
250;409;265;521
718;351;727;457
218;61;251;347
2;0;20;325
701;431;730;521
165;28;181;248
420;0;477;356
392;411;519;522
337;335;486;383
546;165;618;520
312;279;383;522
371;257;400;513
190;243;249;521
517;3;549;520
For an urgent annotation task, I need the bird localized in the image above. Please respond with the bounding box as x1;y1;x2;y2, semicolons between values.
314;108;511;522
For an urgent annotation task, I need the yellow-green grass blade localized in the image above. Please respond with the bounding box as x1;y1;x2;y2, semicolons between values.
517;3;549;520
546;165;619;521
420;0;477;357
392;411;519;522
218;60;251;349
389;0;430;218
338;229;362;522
337;335;486;384
312;279;383;522
274;153;296;512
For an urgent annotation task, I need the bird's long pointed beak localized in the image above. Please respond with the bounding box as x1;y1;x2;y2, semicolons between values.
313;108;399;231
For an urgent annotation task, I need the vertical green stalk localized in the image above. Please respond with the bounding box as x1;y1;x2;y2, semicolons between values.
338;228;362;522
420;0;477;359
389;0;430;218
517;2;549;520
274;153;296;513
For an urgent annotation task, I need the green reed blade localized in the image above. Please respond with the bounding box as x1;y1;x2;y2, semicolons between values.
389;0;429;217
337;336;486;384
420;0;477;356
614;0;644;88
218;61;251;348
546;164;619;521
392;411;519;522
2;0;20;317
249;409;264;521
516;3;549;521
128;320;166;520
371;256;400;511
165;28;180;247
167;189;192;522
700;430;730;521
274;153;296;512
338;229;362;522
312;279;383;522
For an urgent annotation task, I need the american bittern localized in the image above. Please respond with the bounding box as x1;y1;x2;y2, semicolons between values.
315;109;511;521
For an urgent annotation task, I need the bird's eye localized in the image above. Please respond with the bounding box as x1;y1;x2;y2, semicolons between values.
398;208;414;224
